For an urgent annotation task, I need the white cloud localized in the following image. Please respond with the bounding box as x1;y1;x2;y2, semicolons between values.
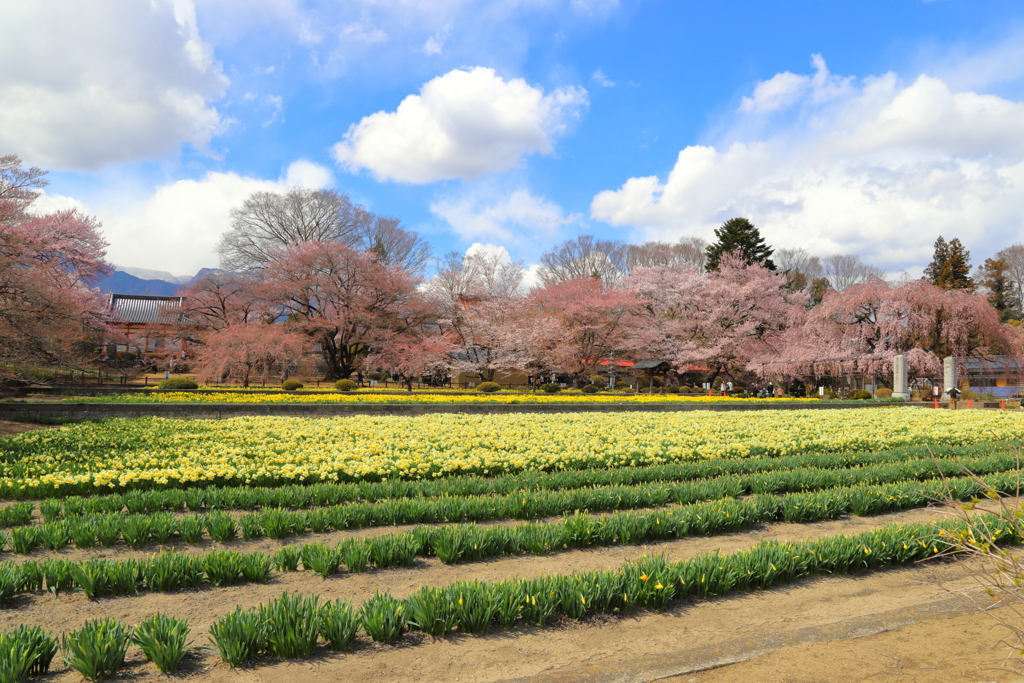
0;0;228;170
59;162;336;275
592;56;1024;271
592;69;616;88
570;0;620;17
423;25;452;55
739;54;852;114
432;187;580;244
334;67;588;183
77;160;335;274
96;172;282;275
463;242;544;289
466;242;513;261
282;160;334;188
196;0;621;68
261;95;284;127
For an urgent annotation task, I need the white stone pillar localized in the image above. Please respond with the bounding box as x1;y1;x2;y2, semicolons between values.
943;357;957;397
892;355;909;400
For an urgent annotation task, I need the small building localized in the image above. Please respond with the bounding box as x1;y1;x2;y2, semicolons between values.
104;294;199;358
959;356;1024;398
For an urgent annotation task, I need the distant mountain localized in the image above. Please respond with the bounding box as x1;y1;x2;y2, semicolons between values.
187;268;227;286
114;265;191;284
93;271;183;296
93;266;229;295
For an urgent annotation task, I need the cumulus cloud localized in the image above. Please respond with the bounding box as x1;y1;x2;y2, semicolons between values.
739;55;852;114
0;0;228;170
592;55;1024;271
431;187;580;244
282;160;334;188
334;67;588;183
63;160;335;275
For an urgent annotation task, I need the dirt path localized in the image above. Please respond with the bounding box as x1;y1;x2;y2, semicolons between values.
4;504;1017;682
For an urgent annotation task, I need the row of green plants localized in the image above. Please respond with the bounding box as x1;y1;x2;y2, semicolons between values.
7;458;1017;553
30;447;1012;516
0;614;194;683
1;472;1014;599
0;548;274;601
208;515;1017;668
6;513;1010;679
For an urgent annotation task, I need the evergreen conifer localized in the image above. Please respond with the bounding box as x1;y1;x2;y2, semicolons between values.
925;236;973;290
704;217;776;271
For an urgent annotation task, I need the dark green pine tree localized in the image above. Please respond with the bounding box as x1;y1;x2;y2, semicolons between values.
704;217;776;271
979;257;1016;321
925;236;973;290
923;236;948;285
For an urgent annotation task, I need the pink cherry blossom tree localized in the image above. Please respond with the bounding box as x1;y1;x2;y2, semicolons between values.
621;254;805;381
258;240;432;379
529;277;640;384
193;323;310;387
0;155;110;380
770;277;1024;383
426;249;537;382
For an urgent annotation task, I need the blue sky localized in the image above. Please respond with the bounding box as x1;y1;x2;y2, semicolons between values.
4;0;1024;279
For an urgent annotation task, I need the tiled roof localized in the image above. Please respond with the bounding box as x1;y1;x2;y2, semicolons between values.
107;294;191;325
958;355;1024;375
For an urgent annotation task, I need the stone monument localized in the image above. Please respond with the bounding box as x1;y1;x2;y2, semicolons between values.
892;355;910;400
943;356;957;398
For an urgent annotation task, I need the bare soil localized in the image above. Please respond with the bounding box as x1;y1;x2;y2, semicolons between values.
0;419;55;437
4;504;1023;682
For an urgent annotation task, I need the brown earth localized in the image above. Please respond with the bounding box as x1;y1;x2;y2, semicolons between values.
4;505;1024;683
0;418;55;437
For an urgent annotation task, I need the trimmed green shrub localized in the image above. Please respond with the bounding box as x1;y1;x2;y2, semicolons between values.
875;388;893;398
157;378;198;390
851;390;872;400
281;379;304;391
476;382;501;393
665;385;680;394
334;379;358;391
581;385;599;394
539;383;561;393
589;374;604;385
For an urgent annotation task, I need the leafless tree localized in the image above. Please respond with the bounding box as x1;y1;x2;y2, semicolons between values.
427;250;526;307
996;244;1024;312
773;248;823;279
626;236;707;273
349;215;432;274
538;235;629;286
821;253;885;291
217;188;369;271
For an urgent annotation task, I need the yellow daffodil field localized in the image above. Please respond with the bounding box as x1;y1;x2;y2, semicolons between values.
2;407;1021;495
0;404;1020;676
73;390;821;405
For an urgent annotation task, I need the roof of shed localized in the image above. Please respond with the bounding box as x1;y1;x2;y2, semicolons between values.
632;360;672;370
